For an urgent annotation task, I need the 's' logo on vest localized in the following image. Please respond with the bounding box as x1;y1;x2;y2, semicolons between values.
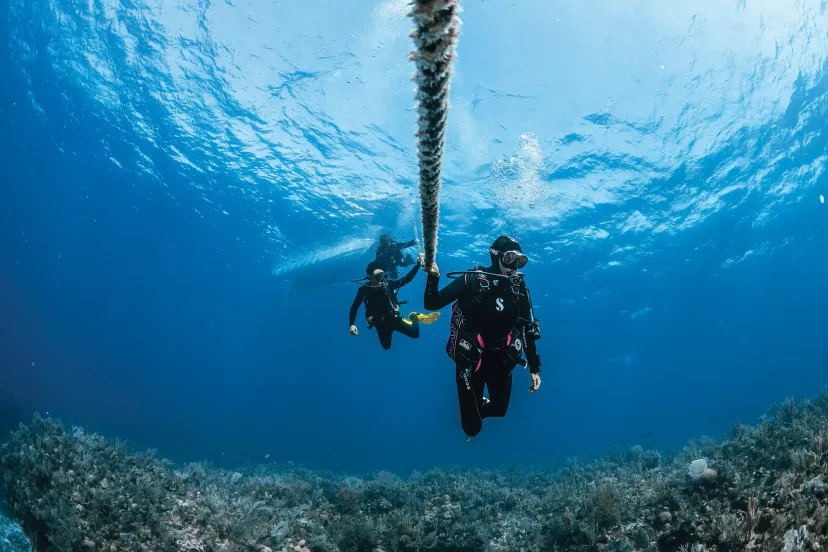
496;297;504;311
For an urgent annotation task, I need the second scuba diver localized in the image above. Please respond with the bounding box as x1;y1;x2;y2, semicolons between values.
349;253;439;350
374;234;417;273
423;236;542;439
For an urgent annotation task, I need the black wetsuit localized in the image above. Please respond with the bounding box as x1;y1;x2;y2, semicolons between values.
424;267;541;437
350;264;421;350
375;239;417;273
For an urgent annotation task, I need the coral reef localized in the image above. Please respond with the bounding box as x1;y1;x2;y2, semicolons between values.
0;512;31;552
4;390;828;552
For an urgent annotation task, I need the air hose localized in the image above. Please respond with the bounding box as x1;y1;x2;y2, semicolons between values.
409;0;461;270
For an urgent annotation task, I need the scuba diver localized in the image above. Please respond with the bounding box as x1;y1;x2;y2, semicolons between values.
423;236;542;439
349;253;439;350
374;234;418;273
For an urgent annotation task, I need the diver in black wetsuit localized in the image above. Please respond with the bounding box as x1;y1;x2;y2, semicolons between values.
350;254;436;350
374;234;417;273
423;236;543;438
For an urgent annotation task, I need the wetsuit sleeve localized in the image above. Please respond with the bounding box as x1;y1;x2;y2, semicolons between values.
519;284;542;374
524;329;541;374
391;263;420;290
424;273;467;310
398;239;417;249
349;289;363;326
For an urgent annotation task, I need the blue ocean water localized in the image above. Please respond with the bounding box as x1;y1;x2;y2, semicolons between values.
0;0;826;480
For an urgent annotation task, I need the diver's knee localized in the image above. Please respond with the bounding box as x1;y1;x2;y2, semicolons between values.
487;404;509;418
462;420;482;437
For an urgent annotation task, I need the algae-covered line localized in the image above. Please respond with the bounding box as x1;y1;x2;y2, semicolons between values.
408;0;461;269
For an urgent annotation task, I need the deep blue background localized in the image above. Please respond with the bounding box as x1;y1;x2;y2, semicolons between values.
1;0;827;476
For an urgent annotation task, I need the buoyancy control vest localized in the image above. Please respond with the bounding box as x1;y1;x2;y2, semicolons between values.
445;266;530;370
362;282;404;328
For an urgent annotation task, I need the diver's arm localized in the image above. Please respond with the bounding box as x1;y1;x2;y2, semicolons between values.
517;284;541;373
392;263;421;290
398;239;417;249
349;290;363;327
524;330;541;374
525;335;541;392
423;272;466;311
518;283;542;392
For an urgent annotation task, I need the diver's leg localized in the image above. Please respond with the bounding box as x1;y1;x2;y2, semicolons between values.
481;353;515;420
456;360;487;437
393;314;420;339
375;322;393;350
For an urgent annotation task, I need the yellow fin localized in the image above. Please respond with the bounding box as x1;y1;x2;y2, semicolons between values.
410;311;441;325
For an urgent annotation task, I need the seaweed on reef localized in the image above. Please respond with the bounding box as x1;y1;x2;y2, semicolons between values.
4;390;828;551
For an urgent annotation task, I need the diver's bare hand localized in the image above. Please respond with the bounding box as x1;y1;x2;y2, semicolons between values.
349;325;358;336
426;261;440;278
528;373;541;393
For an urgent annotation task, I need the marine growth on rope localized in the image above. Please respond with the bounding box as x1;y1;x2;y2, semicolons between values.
409;0;461;268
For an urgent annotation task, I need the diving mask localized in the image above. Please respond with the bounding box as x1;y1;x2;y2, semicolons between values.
501;250;528;269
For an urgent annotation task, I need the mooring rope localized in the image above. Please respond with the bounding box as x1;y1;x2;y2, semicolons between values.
413;200;422;256
409;0;461;269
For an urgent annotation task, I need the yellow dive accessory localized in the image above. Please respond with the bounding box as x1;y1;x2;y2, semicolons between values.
408;311;441;325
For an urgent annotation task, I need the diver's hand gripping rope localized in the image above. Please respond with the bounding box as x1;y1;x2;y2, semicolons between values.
409;0;461;270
